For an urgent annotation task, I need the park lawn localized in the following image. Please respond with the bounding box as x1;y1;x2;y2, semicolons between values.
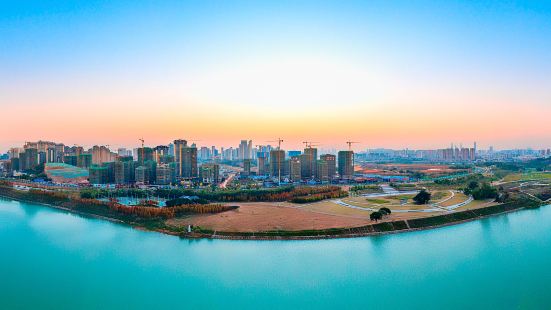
453;199;498;211
439;193;470;207
299;201;373;217
365;198;390;204
429;190;452;202
503;172;551;182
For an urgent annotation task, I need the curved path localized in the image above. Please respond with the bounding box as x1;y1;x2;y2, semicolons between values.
333;190;473;213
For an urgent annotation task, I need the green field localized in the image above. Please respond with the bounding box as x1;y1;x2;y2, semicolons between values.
503;172;551;182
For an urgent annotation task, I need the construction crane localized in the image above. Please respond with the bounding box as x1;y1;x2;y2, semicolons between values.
346;141;359;151
266;138;284;184
266;138;284;150
302;141;320;149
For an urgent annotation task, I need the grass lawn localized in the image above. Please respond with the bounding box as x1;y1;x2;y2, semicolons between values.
503;172;551;182
365;198;390;204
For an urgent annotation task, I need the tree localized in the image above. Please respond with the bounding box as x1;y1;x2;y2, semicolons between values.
379;207;391;215
471;183;498;200
468;181;479;190
413;190;431;205
370;211;383;222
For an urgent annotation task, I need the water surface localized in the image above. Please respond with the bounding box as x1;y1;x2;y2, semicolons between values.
1;197;550;309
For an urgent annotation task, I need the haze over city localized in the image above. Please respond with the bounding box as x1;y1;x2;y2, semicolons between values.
2;1;551;152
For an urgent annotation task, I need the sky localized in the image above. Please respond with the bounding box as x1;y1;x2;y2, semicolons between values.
1;0;551;152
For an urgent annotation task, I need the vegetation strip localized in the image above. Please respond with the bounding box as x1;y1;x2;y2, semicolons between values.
0;182;544;240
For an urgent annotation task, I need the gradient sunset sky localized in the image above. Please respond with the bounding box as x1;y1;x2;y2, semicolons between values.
1;0;550;152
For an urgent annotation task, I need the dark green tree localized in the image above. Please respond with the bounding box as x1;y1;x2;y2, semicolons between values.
379;207;391;215
370;211;383;222
413;190;431;205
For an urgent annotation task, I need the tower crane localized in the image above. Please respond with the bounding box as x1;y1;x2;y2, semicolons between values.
346;141;359;151
266;138;284;150
302;141;320;149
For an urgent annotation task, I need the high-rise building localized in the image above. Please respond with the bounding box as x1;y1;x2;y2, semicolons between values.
114;156;135;184
320;154;336;179
89;165;110;184
199;163;220;184
270;150;286;181
316;160;329;182
338;150;354;179
174;139;187;177
156;164;175;185
199;146;211;160
137;147;154;165
179;145;197;179
135;166;149;184
257;154;268;176
300;147;317;180
90;145;116;165
289;156;301;182
153;145;170;163
243;159;251;176
19;148;38;171
77;153;92;169
239;140;252;160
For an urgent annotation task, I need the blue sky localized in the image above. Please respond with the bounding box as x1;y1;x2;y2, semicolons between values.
1;0;551;150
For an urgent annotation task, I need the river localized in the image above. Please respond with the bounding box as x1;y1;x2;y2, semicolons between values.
1;197;550;309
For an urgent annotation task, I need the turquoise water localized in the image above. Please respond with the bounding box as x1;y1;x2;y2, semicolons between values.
1;197;551;309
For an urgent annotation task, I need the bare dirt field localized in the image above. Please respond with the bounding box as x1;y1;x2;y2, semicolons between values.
166;202;372;232
165;188;499;233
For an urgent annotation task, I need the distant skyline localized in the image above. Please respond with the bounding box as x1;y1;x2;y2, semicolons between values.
2;1;551;152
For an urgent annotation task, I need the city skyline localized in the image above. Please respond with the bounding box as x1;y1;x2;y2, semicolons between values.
2;1;551;151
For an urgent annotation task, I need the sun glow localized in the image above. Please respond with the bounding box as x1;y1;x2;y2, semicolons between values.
184;55;380;111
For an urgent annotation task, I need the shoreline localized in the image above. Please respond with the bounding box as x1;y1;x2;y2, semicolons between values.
190;207;526;241
1;191;543;241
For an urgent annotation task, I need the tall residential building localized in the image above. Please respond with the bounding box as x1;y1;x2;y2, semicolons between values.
257;154;268;176
19;148;38;171
243;159;252;176
63;155;78;166
153;145;170;163
135;166;149;184
174;139;187;177
199;163;220;184
338;150;354;179
301;147;317;180
89;165;110;184
156;164;175;185
199;146;211;160
114;156;135;184
90;145;116;165
180;146;197;178
137;147;154;165
316;160;329;182
239;140;252;160
77;153;92;169
270;150;286;181
320;154;336;179
289;156;301;182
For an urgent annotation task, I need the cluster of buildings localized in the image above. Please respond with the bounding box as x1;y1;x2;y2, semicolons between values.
1;139;355;186
257;148;354;183
4;139;548;186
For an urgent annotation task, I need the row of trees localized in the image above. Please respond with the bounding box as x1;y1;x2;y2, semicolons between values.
159;185;346;203
107;202;237;219
290;188;348;203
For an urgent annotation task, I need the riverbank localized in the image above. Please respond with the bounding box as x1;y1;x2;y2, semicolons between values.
0;185;543;240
